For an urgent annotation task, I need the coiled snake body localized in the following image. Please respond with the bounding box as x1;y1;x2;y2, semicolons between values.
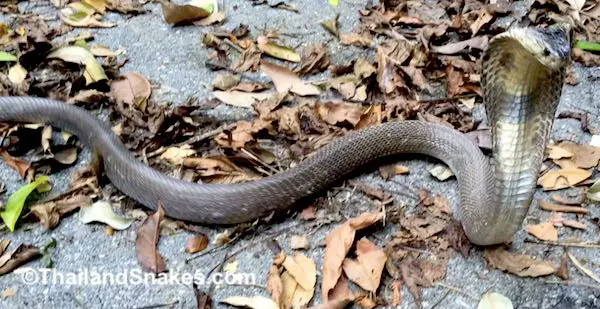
0;24;572;245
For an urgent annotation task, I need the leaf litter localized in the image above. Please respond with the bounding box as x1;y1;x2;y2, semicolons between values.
1;0;600;307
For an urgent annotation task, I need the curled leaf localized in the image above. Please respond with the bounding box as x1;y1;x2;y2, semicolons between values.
47;45;108;85
79;200;134;230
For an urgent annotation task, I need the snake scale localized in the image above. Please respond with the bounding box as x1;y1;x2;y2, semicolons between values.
0;23;572;245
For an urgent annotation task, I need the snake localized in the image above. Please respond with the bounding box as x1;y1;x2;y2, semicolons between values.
0;23;572;245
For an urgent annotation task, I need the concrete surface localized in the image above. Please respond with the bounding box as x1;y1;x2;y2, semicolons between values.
1;1;599;309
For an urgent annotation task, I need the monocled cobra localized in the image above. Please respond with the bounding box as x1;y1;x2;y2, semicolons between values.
0;23;572;245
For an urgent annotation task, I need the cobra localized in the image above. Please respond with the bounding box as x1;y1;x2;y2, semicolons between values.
0;23;572;245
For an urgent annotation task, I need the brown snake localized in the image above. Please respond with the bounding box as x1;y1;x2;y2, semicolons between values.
0;23;572;245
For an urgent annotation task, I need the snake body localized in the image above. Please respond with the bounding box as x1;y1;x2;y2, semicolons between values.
0;24;572;245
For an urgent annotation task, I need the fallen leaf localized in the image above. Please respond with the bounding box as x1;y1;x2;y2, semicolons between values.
135;204;166;273
391;280;401;306
212;73;241;90
379;164;409;181
1;176;50;232
185;234;209;253
431;36;489;54
470;10;493;36
290;235;309;250
547;144;574;160
260;61;320;96
79;200;134;230
90;44;125;57
537;168;591;190
321;14;340;38
8;64;27;85
0;244;41;276
213;90;273;108
159;0;212;25
31;194;91;230
538;199;588;214
60;2;116;28
110;72;152;111
257;36;300;63
483;247;556;277
282;254;317;291
47;45;108;85
342;238;387;292
478;292;514;309
586;179;600;202
567;252;600;284
322;212;384;302
562;220;587;230
1;287;15;298
0;51;17;62
295;43;330;75
340;33;373;47
224;260;238;273
555;141;600;168
526;222;558;241
83;0;106;13
267;263;283;306
0;150;30;177
428;164;454;181
221;296;279;309
159;145;196;165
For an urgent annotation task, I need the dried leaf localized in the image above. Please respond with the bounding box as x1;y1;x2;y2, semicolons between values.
212;73;241;90
60;2;116;28
282;254;317;291
47;45;108;85
135;205;166;273
0;244;41;276
213;90;273;108
431;36;489;54
555;141;600;168
538;200;588;214
295;43;330;75
159;145;196;165
257;36;300;63
428;164;454;181
260;61;320;96
483;247;556;277
322;212;384;302
316;102;365;127
547;144;574;160
0;150;30;177
340;33;373;47
110;72;152;111
478;292;514;309
267;264;283;306
526;222;558;241
8;64;27;85
391;280;401;306
342;238;387;292
31;194;91;230
221;296;279;309
159;0;212;25
185;234;209;253
537;168;591;190
290;235;309;250
321;14;340;38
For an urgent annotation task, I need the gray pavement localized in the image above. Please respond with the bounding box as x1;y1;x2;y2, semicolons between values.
1;1;599;309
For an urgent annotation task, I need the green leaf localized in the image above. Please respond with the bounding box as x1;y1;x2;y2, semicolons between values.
328;0;339;6
586;179;600;202
0;51;17;62
0;176;51;232
41;238;57;268
575;40;600;52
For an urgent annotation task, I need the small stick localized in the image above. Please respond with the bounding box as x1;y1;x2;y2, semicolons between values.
433;282;478;300
538;199;588;214
567;252;600;284
524;239;600;248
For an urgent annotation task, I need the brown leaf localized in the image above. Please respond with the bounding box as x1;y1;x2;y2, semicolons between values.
469;10;493;35
547;144;574;160
290;235;309;250
211;73;241;90
483;247;556;277
320;14;340;38
342;238;387;292
572;48;600;66
537;168;591;190
538;199;588;214
30;194;91;230
229;82;271;92
260;61;320;96
299;205;317;220
185;234;209;254
135;204;167;273
0;244;41;276
446;219;470;257
555;141;600;169
221;296;278;309
282;254;317;291
215;119;274;149
232;43;262;72
295;43;330;75
159;0;211;25
267;264;283;306
340;33;374;47
316;102;365;127
431;36;489;54
0;150;29;177
526;222;558;241
556;251;569;280
183;155;259;184
213;90;273;108
110;72;152;111
348;180;392;201
0;240;10;257
391;280;401;306
378;164;409;180
322;212;383;302
562;219;587;230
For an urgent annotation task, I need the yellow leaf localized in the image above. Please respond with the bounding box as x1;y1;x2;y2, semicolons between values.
47;45;108;85
82;0;106;13
257;36;301;63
